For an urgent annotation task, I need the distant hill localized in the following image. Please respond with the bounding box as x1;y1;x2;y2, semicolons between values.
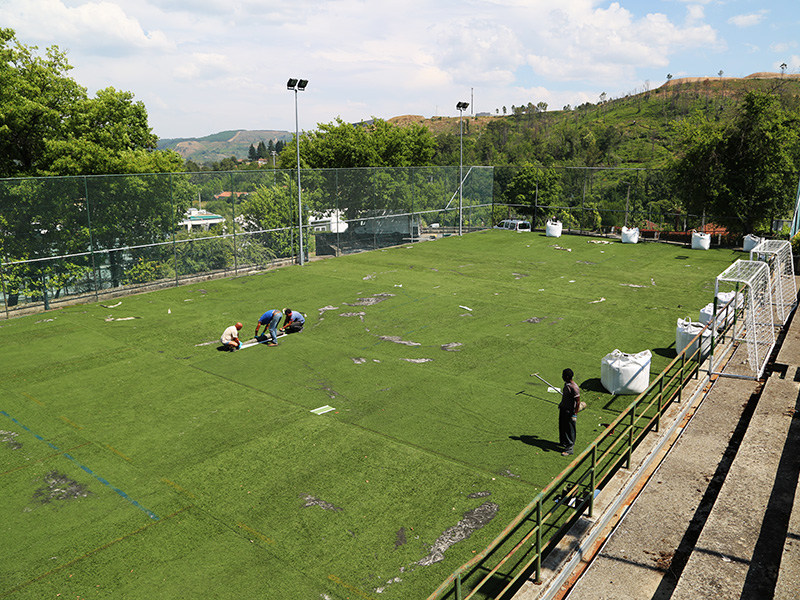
157;129;293;164
158;72;800;169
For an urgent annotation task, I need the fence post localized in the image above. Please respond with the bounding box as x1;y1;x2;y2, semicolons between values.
455;573;462;600
656;377;663;433
170;173;179;287
626;407;634;469
535;500;542;583
589;445;597;518
0;257;8;320
231;172;238;275
83;176;99;301
678;353;685;403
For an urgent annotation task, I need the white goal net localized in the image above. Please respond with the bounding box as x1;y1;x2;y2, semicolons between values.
713;260;775;379
749;239;797;326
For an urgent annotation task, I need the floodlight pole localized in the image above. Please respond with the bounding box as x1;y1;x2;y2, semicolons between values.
456;101;469;236
287;78;308;265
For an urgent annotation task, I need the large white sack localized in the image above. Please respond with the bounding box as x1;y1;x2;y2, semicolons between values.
676;317;712;359
621;226;639;244
743;234;763;252
717;290;744;310
691;231;710;250
546;220;562;238
699;297;738;329
601;349;652;395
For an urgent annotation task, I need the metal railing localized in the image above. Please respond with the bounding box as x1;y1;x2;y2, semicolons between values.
428;306;738;600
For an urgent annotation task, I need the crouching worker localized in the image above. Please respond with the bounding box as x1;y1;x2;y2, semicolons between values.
280;308;305;334
255;309;282;346
220;322;243;351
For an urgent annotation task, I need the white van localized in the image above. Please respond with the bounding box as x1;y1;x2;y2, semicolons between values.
494;219;532;232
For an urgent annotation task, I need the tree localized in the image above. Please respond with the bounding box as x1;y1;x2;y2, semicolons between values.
0;30;176;178
248;144;258;161
238;184;297;258
671;91;800;233
256;141;268;159
0;28;85;177
502;163;563;219
279;117;436;169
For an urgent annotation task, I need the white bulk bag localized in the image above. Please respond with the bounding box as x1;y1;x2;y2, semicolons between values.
546;219;562;238
621;226;640;244
676;317;712;359
743;234;763;252
691;230;710;250
717;290;744;310
601;349;652;395
700;296;739;329
698;302;714;326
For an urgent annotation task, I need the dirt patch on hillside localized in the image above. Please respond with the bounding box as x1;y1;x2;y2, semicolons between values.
388;114;495;135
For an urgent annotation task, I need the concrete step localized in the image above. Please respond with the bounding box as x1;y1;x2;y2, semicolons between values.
671;373;800;599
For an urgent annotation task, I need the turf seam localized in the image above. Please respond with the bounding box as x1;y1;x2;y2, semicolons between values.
0;442;92;477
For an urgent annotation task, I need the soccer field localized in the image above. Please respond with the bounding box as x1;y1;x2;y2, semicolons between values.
0;231;741;599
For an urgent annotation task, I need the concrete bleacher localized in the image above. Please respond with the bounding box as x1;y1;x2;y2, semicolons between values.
513;282;800;600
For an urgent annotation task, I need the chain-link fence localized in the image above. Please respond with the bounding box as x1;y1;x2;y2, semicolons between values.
0;167;495;316
1;164;756;317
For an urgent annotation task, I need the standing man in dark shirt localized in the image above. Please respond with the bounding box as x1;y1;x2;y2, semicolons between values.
558;368;581;456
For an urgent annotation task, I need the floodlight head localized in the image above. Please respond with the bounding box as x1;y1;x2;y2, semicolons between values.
297;79;308;91
456;101;469;111
287;78;298;89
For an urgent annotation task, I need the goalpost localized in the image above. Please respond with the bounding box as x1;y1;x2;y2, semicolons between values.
749;239;797;326
712;260;775;380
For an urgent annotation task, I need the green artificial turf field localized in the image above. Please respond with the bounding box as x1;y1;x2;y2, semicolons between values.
0;231;742;599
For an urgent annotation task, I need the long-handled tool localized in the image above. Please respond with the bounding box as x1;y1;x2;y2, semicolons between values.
530;372;561;393
531;373;587;412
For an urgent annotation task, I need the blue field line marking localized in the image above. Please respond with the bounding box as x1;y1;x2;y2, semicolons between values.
0;410;160;521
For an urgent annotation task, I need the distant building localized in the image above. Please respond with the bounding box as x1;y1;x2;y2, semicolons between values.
179;208;225;232
213;191;249;201
310;209;349;233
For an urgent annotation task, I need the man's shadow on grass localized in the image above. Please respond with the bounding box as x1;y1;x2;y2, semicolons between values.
509;434;562;453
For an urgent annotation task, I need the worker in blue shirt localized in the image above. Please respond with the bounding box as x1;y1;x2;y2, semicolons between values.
280;308;305;334
255;309;282;346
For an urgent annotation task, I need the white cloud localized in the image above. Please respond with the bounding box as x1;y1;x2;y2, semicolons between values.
172;53;234;81
728;12;768;28
2;0;173;53
0;0;780;138
770;41;797;54
525;4;721;83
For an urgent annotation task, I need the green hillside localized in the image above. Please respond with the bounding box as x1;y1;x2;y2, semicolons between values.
157;73;800;171
158;129;293;164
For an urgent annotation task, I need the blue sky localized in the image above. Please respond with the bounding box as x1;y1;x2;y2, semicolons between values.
2;0;798;139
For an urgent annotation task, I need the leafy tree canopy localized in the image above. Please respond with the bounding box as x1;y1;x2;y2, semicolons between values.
279;117;437;170
670;91;800;233
0;28;182;177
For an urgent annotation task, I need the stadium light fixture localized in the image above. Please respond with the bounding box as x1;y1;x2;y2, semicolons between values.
456;102;469;236
287;78;308;265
